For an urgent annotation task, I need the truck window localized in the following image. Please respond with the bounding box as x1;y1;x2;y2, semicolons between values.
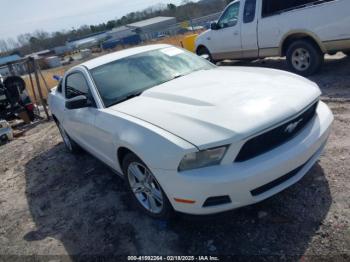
243;0;256;23
218;2;240;29
65;72;89;99
262;0;335;17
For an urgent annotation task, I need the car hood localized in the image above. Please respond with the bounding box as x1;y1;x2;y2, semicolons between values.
110;67;321;149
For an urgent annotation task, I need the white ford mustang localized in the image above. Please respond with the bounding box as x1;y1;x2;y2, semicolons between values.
48;44;333;218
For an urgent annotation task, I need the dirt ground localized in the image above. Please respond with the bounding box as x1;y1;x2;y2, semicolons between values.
0;54;349;261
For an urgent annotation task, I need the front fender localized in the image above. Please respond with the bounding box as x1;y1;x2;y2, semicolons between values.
279;30;326;55
195;30;211;52
100;110;197;172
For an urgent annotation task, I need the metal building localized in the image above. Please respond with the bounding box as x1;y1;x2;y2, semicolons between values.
108;26;135;39
127;16;177;40
0;54;24;76
66;32;109;50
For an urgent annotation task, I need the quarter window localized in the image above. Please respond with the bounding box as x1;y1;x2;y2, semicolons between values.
218;2;240;29
243;0;256;23
65;72;89;99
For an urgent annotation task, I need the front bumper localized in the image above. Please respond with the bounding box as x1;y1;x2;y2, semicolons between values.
152;101;333;215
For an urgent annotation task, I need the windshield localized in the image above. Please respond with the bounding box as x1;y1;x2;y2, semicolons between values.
90;47;215;107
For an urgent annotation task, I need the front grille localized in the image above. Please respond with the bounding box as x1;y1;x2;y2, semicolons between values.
235;101;318;162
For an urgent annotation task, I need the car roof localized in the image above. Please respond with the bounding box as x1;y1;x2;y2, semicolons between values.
81;44;171;70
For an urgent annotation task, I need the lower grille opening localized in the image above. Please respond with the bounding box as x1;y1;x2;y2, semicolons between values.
250;161;309;197
203;196;231;207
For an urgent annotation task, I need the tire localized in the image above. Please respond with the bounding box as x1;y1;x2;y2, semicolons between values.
197;46;216;64
56;121;81;154
0;134;8;145
286;40;324;76
122;153;173;219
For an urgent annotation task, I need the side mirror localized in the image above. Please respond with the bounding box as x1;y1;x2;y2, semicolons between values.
65;95;91;110
210;22;220;30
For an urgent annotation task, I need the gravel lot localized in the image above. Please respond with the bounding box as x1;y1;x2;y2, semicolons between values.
0;54;349;261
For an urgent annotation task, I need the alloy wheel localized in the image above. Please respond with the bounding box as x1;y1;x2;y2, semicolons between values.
127;162;164;214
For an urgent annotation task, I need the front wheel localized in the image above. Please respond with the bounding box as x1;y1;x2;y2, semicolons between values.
197;46;216;64
122;153;173;219
286;40;324;76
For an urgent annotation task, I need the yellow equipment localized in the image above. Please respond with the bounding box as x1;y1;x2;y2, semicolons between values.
181;34;198;53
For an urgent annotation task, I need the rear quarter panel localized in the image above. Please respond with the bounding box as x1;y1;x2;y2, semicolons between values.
258;0;350;52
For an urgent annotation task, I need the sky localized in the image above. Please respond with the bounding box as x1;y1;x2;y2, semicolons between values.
0;0;186;40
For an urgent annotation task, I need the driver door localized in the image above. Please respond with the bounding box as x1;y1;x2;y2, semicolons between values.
62;70;97;153
208;1;242;59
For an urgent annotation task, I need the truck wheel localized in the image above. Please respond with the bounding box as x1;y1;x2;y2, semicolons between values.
0;134;8;145
286;40;324;76
122;153;174;219
56;121;81;154
197;46;216;64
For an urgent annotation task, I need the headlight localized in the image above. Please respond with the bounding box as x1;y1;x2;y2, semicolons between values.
178;146;228;171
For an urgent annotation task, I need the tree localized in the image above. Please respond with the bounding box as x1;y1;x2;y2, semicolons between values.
17;34;31;46
167;3;177;10
106;20;116;30
0;39;9;52
0;0;227;55
6;38;19;49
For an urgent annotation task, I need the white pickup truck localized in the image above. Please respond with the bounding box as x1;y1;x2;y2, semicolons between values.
195;0;350;75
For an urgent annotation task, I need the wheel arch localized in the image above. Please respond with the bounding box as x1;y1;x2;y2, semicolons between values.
280;30;326;56
196;44;209;55
117;146;142;173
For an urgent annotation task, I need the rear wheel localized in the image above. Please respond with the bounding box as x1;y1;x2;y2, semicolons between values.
122;153;173;219
56;121;81;153
286;40;324;76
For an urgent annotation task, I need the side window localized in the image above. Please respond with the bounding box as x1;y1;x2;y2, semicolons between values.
243;0;256;23
218;2;240;29
65;72;89;99
262;0;333;17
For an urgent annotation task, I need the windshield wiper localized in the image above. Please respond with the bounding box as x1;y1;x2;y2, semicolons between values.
173;74;185;79
108;91;143;106
157;69;208;86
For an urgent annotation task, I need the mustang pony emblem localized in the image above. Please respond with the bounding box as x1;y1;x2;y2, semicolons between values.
285;119;303;134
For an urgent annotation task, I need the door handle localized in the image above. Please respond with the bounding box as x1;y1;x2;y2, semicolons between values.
233;31;239;36
207;37;211;40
